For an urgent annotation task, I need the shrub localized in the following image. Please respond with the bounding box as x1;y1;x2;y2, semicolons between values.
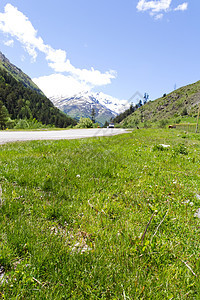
159;119;169;128
6;117;15;129
76;117;93;128
153;144;169;151
14;119;29;129
181;107;188;116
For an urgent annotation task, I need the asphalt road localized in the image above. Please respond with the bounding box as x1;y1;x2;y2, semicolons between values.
0;128;128;145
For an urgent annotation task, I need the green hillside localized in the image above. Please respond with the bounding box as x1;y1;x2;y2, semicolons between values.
0;67;77;128
120;80;200;127
0;51;44;95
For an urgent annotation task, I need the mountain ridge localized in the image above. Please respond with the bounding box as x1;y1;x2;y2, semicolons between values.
50;91;129;125
120;80;200;127
0;52;77;128
0;51;44;95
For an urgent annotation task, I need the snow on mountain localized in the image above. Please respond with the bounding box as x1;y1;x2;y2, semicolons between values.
50;91;129;125
91;92;129;114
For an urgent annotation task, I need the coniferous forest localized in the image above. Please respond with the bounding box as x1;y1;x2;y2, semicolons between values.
0;68;77;128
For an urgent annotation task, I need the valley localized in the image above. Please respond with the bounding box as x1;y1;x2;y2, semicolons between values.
0;1;199;299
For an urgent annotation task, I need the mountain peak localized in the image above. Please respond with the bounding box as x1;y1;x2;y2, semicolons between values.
50;91;129;125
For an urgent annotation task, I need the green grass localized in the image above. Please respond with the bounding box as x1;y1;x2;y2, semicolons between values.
121;80;200;129
1;129;200;299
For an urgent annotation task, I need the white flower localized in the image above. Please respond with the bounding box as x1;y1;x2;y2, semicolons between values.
159;144;170;148
194;208;200;219
196;194;200;200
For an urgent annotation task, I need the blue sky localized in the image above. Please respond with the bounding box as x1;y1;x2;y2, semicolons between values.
0;0;197;103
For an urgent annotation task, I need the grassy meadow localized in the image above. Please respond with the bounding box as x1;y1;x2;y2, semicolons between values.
1;129;200;299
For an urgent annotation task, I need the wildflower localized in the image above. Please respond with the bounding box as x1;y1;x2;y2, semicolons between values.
194;208;200;218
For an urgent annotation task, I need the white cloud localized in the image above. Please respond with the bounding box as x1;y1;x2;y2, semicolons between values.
137;0;188;18
174;3;188;11
47;53;116;86
154;13;164;20
33;74;90;98
137;0;172;13
0;3;116;88
0;4;43;60
4;39;14;47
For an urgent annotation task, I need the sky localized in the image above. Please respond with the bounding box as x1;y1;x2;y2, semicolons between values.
0;0;198;104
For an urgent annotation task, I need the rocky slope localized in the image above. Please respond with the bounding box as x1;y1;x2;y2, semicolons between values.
121;80;200;126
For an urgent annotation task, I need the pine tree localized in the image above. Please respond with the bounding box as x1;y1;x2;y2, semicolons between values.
0;100;9;129
91;108;96;123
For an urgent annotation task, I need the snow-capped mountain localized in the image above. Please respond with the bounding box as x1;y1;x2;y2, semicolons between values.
50;91;129;125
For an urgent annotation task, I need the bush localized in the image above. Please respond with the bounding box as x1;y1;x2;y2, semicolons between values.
76;117;93;128
14;119;29;129
6;117;15;129
159;119;169;128
92;122;101;128
181;107;188;116
153;144;169;151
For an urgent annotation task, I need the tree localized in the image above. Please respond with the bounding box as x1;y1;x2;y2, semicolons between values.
103;121;109;128
91;108;96;123
138;100;143;107
0;100;9;129
130;103;135;113
0;68;77;128
143;93;149;104
76;117;93;128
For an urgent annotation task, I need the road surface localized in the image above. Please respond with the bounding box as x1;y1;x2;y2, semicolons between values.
0;128;128;145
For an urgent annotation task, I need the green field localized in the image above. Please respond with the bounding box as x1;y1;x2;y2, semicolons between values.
1;129;200;299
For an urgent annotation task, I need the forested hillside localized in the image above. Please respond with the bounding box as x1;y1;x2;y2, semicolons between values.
0;51;43;95
0;68;77;128
112;104;136;123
